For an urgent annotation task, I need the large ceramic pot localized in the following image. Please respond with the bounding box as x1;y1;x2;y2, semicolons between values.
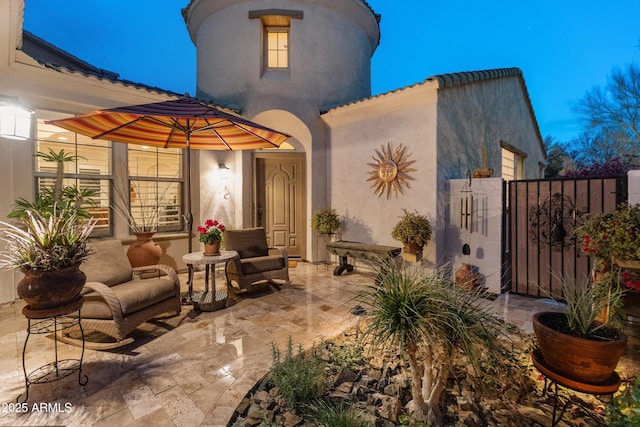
17;263;86;310
127;231;162;267
532;311;627;384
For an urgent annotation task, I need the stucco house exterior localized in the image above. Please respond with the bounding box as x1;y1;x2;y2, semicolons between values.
0;0;545;304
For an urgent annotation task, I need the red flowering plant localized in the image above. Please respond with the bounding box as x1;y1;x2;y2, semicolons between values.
197;219;226;244
576;203;640;291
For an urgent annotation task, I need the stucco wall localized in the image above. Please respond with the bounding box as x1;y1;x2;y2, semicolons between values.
630;170;640;205
186;0;380;261
187;0;378;115
436;76;545;181
447;178;503;294
323;84;439;264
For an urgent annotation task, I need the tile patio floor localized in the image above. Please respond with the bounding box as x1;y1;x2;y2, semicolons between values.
0;261;638;426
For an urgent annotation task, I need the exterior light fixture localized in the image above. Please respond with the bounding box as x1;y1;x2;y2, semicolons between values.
0;96;34;141
218;163;231;199
218;163;230;179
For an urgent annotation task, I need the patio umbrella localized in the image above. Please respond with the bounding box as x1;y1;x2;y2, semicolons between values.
47;97;290;252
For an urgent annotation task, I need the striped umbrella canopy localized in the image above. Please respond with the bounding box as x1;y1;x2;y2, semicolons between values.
47;97;291;252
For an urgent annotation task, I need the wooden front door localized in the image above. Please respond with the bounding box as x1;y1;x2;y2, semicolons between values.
254;154;305;258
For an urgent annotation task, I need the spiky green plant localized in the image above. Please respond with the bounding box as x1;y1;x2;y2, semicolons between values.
270;337;326;410
9;149;97;220
357;259;521;426
304;400;369;427
0;208;96;271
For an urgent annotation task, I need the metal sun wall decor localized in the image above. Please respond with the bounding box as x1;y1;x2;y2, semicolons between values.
366;142;416;199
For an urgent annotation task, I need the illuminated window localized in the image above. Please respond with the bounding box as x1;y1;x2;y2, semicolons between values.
501;146;524;181
35;118;112;236
265;27;289;69
128;146;183;232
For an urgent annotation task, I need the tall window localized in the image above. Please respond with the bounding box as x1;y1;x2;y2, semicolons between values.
501;147;524;181
265;27;289;69
128;146;183;232
36;118;112;235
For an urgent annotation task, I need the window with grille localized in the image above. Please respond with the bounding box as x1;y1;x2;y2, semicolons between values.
128;145;183;233
265;27;289;69
35;118;112;236
501;146;525;181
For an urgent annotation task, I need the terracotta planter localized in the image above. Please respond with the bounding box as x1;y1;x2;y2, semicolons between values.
204;240;221;256
455;263;480;291
402;242;423;254
17;263;86;311
402;242;423;262
127;231;162;267
532;311;627;384
472;167;494;178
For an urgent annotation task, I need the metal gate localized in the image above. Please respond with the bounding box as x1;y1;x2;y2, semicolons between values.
505;176;627;298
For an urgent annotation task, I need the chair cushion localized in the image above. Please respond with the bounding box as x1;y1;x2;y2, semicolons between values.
81;276;177;319
241;255;285;275
81;239;133;287
224;228;269;258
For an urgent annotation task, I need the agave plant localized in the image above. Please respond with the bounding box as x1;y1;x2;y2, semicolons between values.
0;208;96;272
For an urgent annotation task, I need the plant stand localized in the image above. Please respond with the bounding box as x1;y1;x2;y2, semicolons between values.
532;349;619;426
18;298;88;403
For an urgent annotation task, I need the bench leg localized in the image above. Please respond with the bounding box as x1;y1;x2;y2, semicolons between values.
333;256;354;276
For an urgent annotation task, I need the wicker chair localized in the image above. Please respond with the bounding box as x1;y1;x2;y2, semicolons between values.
223;227;289;292
59;239;181;350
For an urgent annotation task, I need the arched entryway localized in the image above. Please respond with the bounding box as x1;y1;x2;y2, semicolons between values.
250;110;311;259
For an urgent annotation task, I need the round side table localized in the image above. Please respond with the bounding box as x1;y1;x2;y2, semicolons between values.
182;250;239;311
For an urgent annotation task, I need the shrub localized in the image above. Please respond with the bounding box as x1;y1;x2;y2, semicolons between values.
305;400;369;427
606;377;640;426
325;341;365;373
270;337;326;410
391;208;432;246
311;208;341;235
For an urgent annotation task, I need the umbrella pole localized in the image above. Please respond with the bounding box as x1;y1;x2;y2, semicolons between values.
180;133;194;306
185;133;193;254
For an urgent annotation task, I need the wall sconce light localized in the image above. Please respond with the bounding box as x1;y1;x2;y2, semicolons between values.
218;163;230;179
0;96;34;141
218;163;231;199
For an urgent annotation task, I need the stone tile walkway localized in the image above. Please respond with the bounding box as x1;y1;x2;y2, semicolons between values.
0;261;637;426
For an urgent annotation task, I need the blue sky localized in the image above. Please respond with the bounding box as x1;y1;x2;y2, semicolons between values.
23;0;640;143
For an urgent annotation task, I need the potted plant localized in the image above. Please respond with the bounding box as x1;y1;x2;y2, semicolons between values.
197;218;226;256
311;208;341;235
8;149;97;220
577;203;640;319
0;207;96;311
472;143;494;178
577;203;640;274
532;272;627;384
391;209;432;261
111;176;177;267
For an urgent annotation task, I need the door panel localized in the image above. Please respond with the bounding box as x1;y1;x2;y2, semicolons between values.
255;154;304;258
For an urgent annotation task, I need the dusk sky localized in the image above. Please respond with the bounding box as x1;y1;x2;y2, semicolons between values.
23;0;640;143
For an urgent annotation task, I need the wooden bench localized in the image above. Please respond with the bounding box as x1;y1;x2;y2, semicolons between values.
326;240;402;276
